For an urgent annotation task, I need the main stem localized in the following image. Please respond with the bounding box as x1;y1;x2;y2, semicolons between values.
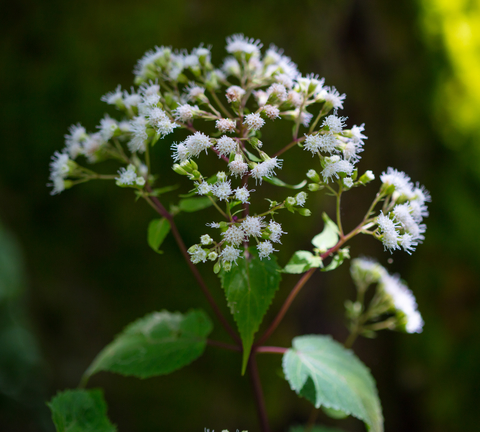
145;190;241;345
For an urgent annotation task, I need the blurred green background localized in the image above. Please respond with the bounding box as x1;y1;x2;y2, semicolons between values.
1;0;480;431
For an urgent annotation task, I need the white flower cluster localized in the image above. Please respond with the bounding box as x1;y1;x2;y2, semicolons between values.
116;164;145;187
350;258;424;333
375;168;430;254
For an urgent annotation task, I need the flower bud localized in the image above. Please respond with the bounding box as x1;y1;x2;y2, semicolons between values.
308;183;321;192
306;169;320;182
298;208;312;217
208;251;218;261
222;261;232;272
359;170;375;185
201;234;213;245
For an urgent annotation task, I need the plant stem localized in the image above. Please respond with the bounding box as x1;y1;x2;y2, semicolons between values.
256;346;288;354
273;136;306;158
144;187;241;345
209;89;233;118
336;184;344;237
248;354;270;432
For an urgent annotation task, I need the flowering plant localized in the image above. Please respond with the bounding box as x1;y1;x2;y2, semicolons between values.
47;34;430;432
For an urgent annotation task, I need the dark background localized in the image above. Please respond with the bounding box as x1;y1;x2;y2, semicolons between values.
1;0;480;431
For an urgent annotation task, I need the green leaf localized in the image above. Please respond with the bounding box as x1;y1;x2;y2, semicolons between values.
265;177;308;189
84;310;212;379
147;218;170;254
48;389;116;432
179;196;214;212
311;213;339;252
321;247;350;273
283;335;383;432
283;250;323;274
149;184;179;196
244;149;262;162
290;425;346;432
219;249;282;374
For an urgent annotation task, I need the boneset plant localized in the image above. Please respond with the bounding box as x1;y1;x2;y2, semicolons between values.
47;35;430;432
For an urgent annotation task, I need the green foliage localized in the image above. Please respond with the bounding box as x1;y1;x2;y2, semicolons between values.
178;197;214;212
147;218;170;254
265;177;308;189
84;310;212;379
219;249;282;374
283;250;323;274
311;213;339;252
283;335;383;432
321;248;350;273
48;389;116;432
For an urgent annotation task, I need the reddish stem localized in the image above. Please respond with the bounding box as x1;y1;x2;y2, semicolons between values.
146;188;241;345
255;346;288;354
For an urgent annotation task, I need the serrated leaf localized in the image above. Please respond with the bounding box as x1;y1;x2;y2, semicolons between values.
219;249;281;374
265;177;308;189
84;310;212;379
283;251;323;274
147;218;170;254
48;389;116;432
283;335;383;432
311;213;339;251
179;197;214;212
321;247;349;272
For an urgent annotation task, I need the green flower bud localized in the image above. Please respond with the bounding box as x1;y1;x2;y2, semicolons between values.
298;208;312;217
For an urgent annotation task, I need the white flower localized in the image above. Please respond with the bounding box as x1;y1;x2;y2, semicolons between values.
322;156;354;182
295;192;307;207
343;177;354;188
253;90;269;106
382;230;400;252
83;132;105;162
296;75;324;95
50;176;66;195
64;124;86;159
173;104;198;122
250;157;282;183
243;113;265;131
350;257;386;286
351;124;367;143
196;181;212;195
50;151;71;178
380;273;424;333
268;220;286;243
220;245;242;263
377;212;400;234
186;83;206;101
134;46;170;80
189;245;208;264
123;89;142;109
222;57;241;77
266;83;287;102
206;222;221;229
304;133;338;155
241;216;265;237
98;115;117;141
380;167;414;197
146;107;178;137
287;91;303;107
222;226;245;246
101;85;123;105
228;154;249;178
135;176;145;186
257;240;277;259
226;34;262;55
322;115;346;133
212;180;232;201
139;83;161;112
226;85;246;103
215;136;237;157
184;132;212;157
128;116;148;153
216;118;236;133
342;139;363;162
200;234;213;245
263;105;280;120
171;142;190;162
116;164;138;186
399;233;418;254
300;111;314;127
319;86;346;109
234;186;252;204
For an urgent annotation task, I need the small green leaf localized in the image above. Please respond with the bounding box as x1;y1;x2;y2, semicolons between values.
311;213;339;252
179;197;214;212
84;310;212;379
48;389;116;432
149;184;179;196
265;177;308;189
283;251;323;274
244;149;262;162
219;249;282;374
147;218;171;254
283;335;383;432
321;248;350;272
